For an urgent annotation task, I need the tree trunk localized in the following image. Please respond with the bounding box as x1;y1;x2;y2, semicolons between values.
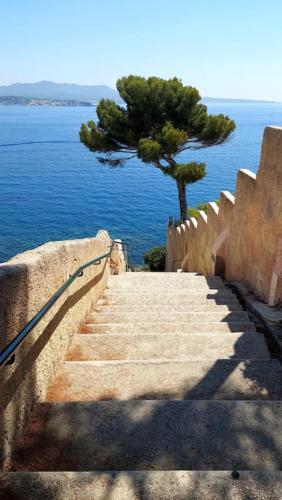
176;179;187;222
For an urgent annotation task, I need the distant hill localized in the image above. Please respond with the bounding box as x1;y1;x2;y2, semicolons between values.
0;81;278;106
0;81;119;102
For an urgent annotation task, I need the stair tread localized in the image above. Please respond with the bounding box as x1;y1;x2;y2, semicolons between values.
107;275;226;288
95;303;243;311
46;359;281;402
104;289;235;296
107;286;227;291
87;311;250;324
66;332;269;361
109;273;223;278
1;471;282;500
81;322;257;334
13;401;282;471
101;293;240;305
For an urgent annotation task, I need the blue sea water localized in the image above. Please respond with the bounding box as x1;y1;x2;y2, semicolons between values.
0;103;282;264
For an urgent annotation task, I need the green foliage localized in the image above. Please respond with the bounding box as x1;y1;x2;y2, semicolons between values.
187;201;219;219
133;264;150;272
137;139;162;162
80;76;235;157
156;123;187;155
143;246;166;272
200;115;235;144
167;162;206;184
80;75;236;220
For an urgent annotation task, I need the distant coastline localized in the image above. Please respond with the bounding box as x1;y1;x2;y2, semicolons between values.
0;81;280;107
0;96;97;107
0;95;279;107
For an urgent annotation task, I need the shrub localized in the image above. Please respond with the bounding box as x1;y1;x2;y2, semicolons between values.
143;246;166;272
134;264;150;272
187;201;219;220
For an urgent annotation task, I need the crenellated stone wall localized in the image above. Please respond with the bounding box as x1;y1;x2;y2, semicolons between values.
0;230;126;467
166;126;282;306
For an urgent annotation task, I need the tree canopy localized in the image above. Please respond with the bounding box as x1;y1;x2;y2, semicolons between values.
80;76;236;220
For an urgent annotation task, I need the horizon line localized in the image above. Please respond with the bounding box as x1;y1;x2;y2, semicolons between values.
0;80;281;104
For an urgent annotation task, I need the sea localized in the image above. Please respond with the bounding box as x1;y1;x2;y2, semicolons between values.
0;102;282;264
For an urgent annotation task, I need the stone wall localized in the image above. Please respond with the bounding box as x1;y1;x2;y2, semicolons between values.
166;126;282;306
0;230;126;467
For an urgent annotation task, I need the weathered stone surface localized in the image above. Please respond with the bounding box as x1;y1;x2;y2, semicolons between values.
107;274;226;291
82;321;256;334
101;293;238;306
230;281;282;358
12;401;282;471
97;303;243;311
0;231;126;467
166;126;282;306
66;332;269;361
87;310;250;324
104;288;236;297
4;266;281;497
45;359;282;402
1;471;282;500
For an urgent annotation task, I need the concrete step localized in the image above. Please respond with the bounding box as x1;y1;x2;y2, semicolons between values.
109;274;224;282
100;295;239;306
104;289;236;298
86;310;250;324
95;303;243;312
109;273;223;278
107;284;226;292
80;322;256;334
2;471;282;500
108;273;224;278
66;332;269;361
107;286;228;293
46;360;281;402
12;401;282;471
107;275;226;290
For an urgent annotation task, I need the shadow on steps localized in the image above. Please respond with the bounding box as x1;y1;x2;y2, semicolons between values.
2;274;282;499
1;470;282;500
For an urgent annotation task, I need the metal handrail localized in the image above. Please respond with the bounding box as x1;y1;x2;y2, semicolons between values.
0;239;127;369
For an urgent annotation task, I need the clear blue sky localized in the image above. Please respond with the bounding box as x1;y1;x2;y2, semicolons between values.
1;0;282;100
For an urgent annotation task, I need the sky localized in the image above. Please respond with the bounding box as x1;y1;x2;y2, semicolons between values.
0;0;282;101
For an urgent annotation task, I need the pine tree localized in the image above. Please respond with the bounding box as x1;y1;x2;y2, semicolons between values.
80;76;236;221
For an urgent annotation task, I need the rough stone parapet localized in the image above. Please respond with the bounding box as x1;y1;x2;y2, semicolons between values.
166;126;282;306
0;230;126;467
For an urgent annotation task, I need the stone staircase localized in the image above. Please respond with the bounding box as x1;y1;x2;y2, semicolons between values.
1;272;282;499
